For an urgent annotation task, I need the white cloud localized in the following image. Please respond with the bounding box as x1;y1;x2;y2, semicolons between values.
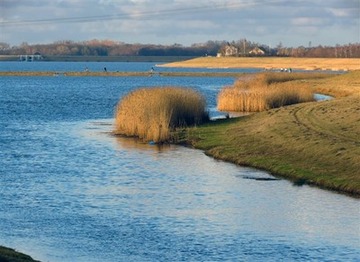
327;8;357;18
291;17;326;27
0;0;358;46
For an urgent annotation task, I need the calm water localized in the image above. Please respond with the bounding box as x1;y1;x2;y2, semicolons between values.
0;62;359;261
0;61;261;73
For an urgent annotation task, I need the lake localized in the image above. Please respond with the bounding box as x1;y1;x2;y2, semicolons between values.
0;62;359;261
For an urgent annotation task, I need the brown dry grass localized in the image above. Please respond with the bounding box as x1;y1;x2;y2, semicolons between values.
114;87;208;142
162;57;360;71
306;71;360;98
217;73;327;112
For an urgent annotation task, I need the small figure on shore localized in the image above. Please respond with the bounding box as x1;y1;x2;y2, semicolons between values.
103;67;107;72
149;66;155;77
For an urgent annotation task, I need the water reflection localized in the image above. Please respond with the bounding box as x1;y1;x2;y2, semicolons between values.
114;135;173;153
81;120;360;245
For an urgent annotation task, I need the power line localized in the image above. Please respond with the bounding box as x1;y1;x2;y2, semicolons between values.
1;0;282;26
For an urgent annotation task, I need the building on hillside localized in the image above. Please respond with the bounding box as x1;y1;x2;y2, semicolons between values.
224;44;239;56
249;47;266;56
218;43;239;57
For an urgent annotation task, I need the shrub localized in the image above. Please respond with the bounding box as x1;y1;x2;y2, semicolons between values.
217;72;321;112
114;87;209;142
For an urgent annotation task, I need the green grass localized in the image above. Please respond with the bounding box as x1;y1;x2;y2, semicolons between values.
0;246;40;262
179;71;360;197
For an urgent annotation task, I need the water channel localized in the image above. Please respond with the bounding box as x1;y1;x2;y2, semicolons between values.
0;62;358;261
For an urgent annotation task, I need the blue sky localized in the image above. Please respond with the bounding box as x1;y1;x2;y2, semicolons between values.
1;0;359;47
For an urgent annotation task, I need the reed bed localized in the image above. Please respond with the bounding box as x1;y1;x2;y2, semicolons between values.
114;87;208;142
217;72;326;112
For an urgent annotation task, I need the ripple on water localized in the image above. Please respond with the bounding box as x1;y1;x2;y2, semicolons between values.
0;71;359;262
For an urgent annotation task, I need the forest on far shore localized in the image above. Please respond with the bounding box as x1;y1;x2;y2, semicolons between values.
0;39;359;58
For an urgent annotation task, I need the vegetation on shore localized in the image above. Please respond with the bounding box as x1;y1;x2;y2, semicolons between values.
178;70;360;196
114;87;208;143
217;72;327;112
1;39;358;58
0;246;40;262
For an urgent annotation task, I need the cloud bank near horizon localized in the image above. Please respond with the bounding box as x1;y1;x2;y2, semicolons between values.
1;0;359;47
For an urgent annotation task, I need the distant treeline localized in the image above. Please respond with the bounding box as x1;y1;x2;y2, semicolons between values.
0;39;359;58
0;40;220;57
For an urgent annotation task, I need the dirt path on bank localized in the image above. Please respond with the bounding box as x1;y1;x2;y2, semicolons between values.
292;99;359;143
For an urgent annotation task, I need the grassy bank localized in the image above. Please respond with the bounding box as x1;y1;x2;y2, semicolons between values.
179;71;360;196
162;57;360;71
0;246;40;262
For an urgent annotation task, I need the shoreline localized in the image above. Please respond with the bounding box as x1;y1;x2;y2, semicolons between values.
178;70;360;197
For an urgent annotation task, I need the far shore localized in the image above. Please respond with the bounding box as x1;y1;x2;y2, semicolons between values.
0;71;246;77
0;55;195;62
161;56;360;71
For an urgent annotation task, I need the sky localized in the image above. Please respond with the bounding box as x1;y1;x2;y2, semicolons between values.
1;0;359;47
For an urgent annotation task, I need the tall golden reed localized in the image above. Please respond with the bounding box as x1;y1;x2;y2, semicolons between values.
217;72;323;112
114;87;208;142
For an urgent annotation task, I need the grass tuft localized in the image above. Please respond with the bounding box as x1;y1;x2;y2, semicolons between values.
114;87;209;143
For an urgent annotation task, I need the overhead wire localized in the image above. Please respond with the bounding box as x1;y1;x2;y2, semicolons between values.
1;0;283;26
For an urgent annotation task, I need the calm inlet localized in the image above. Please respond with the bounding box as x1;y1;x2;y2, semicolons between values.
0;62;359;261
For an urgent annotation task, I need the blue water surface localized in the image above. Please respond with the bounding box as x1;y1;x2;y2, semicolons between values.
0;62;359;262
0;61;262;73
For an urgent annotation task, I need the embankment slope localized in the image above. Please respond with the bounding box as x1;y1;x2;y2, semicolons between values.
183;71;360;196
